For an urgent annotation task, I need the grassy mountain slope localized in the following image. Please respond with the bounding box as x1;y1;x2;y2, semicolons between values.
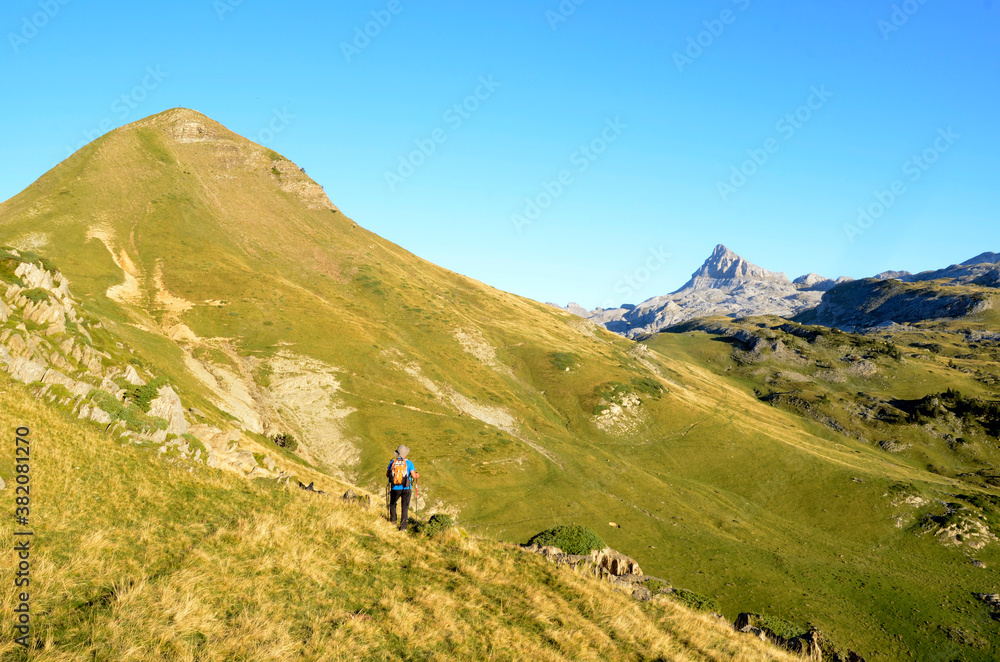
645;316;1000;659
1;108;998;658
0;374;796;661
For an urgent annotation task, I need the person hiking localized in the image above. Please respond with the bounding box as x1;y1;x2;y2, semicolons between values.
386;445;419;531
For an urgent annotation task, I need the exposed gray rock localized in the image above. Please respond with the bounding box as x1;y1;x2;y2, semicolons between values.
147;385;189;436
8;357;47;384
14;262;54;291
810;278;993;330
0;475;5;491
975;593;1000;608
961;252;1000;267
232;451;259;474
91;409;112;425
122;365;145;386
561;302;590;317
42;368;91;398
875;270;912;280
631;587;652;601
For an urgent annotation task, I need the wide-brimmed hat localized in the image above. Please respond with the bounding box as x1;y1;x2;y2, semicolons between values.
395;445;410;459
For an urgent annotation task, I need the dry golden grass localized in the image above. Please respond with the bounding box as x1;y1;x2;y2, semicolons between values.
0;375;798;661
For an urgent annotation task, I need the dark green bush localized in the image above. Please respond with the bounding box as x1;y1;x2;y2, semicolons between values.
421;513;454;536
668;588;720;613
527;525;605;555
23;288;50;304
631;377;664;396
751;614;807;641
123;376;168;413
551;352;577;371
273;432;298;451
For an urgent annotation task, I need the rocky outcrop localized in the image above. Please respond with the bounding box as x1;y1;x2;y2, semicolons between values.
975;592;1000;619
810;279;993;331
147;385;188;436
522;544;643;579
0;254;295;485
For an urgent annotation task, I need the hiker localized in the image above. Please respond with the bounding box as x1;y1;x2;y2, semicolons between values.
386;444;419;531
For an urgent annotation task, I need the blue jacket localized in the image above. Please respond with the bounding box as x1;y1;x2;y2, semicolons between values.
387;458;415;491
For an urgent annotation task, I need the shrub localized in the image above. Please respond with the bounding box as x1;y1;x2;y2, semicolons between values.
272;432;298;451
420;513;454;536
631;377;664;396
752;614;807;641
668;588;720;613
551;352;577;371
527;525;605;555
182;433;206;455
123;376;168;413
46;384;73;400
23;288;50;304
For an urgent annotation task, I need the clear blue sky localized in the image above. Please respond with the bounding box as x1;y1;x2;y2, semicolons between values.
2;0;998;309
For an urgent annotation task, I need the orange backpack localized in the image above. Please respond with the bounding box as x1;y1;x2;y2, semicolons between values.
389;458;409;487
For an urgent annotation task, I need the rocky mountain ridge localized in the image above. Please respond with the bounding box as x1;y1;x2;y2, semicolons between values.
584;245;838;338
575;245;1000;337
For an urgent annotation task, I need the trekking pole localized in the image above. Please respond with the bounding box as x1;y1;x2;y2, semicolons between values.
413;477;419;519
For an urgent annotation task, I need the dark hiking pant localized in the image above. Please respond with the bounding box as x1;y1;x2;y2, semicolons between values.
389;489;412;531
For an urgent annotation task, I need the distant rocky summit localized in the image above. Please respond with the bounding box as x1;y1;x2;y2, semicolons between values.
573;245;1000;337
585;245;837;338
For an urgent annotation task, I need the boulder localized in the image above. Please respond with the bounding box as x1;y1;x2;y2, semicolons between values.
630;587;652;602
593;547;642;576
147;385;189;436
975;593;1000;609
342;489;372;508
89;407;113;425
42;368;91;398
122;365;145;386
7;357;47;384
0;475;5;491
231;451;259;474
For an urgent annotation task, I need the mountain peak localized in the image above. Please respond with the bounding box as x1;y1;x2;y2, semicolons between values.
683;244;789;288
132;107;237;146
962;251;1000;267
